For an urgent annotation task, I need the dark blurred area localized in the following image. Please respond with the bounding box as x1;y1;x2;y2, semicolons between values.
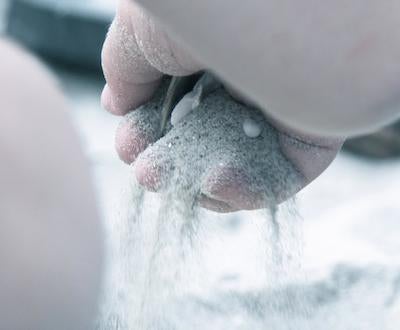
4;0;113;72
344;121;400;159
2;0;400;159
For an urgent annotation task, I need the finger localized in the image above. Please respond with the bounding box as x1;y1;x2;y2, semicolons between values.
101;0;163;115
133;145;174;192
200;166;267;211
200;133;343;210
279;134;343;184
115;117;155;164
101;80;161;116
133;150;246;214
274;121;345;183
115;79;170;164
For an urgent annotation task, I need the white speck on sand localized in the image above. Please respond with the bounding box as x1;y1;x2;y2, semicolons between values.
243;118;262;138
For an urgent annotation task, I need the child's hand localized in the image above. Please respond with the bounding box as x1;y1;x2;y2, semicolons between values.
101;0;344;212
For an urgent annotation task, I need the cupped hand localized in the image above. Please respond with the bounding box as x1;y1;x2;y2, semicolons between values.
102;0;344;212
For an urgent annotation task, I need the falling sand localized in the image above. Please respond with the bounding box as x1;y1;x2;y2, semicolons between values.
96;74;400;330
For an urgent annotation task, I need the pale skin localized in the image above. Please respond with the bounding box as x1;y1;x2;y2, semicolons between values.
135;0;400;136
102;0;400;212
0;39;103;330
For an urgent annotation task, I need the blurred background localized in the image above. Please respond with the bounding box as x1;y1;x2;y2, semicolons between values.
1;0;122;219
2;0;400;326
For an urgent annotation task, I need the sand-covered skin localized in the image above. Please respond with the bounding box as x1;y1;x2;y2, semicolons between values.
130;74;305;211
